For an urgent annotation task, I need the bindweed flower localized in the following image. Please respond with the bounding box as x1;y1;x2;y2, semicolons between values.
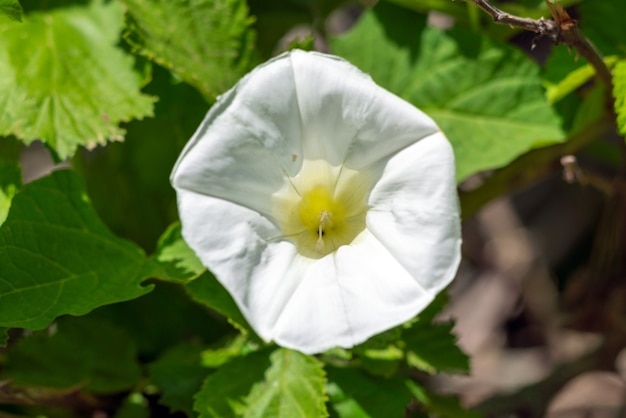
171;50;461;354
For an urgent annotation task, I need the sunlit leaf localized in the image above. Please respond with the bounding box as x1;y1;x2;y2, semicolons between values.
154;221;205;282
194;349;271;418
0;169;155;330
0;160;20;226
1;317;141;393
0;0;155;159
123;0;256;100
613;60;626;136
331;2;564;181
404;320;469;375
244;348;327;418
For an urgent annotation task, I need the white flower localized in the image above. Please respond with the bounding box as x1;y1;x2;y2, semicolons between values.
171;50;461;354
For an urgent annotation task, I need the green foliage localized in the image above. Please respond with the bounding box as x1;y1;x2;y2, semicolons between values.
0;326;7;346
0;170;154;330
0;160;20;226
194;349;272;417
149;341;210;416
0;0;22;21
331;2;564;181
404;320;469;375
579;1;626;56
613;60;626;136
406;381;481;418
245;349;328;418
326;367;413;417
154;221;205;281
186;271;253;336
123;0;257;101
1;317;141;393
0;0;155;159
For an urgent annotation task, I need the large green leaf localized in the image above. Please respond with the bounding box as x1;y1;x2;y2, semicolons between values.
244;348;327;418
0;169;154;330
0;160;20;226
0;0;22;21
194;349;272;418
326;367;412;418
149;341;210;417
331;2;564;181
613;60;626;137
0;0;155;159
1;317;141;393
123;0;256;100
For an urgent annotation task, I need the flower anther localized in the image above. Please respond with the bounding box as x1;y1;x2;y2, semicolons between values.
171;50;461;354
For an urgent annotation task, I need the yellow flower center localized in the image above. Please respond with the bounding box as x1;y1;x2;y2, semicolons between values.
272;160;370;258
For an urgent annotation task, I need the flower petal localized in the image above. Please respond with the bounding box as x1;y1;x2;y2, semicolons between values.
271;230;434;354
171;53;305;217
367;131;461;292
287;50;439;169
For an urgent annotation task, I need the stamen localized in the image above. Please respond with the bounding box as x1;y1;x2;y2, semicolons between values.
316;210;332;252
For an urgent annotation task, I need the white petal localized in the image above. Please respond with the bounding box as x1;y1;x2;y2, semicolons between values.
171;53;305;217
272;230;433;354
288;50;440;169
367;131;461;293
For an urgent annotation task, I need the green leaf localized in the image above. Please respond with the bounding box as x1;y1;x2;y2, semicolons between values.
331;2;564;181
90;282;231;360
114;393;151;418
185;270;253;336
1;317;141;393
546;56;619;104
0;0;22;21
0;169;154;330
194;349;272;418
406;381;481;418
244;348;327;418
0;0;155;159
0;326;7;347
123;0;257;100
326;367;412;418
613;60;626;137
0;159;20;226
403;320;469;375
149;341;210;417
579;1;626;56
154;221;205;282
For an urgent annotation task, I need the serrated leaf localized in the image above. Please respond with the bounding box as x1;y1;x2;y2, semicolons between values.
185;270;254;336
244;348;327;418
194;349;271;418
406;381;481;418
149;341;210;417
0;0;155;159
1;317;141;393
123;0;256;100
0;169;154;330
154;221;205;282
0;0;22;21
0;159;20;226
326;367;412;418
613;60;626;137
403;321;469;375
331;2;564;181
